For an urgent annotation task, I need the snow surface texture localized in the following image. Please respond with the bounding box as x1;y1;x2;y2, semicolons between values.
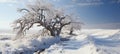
0;33;60;54
43;29;120;54
0;29;120;54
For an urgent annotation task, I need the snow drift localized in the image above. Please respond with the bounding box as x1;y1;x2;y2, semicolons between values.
43;29;120;54
0;34;60;54
0;29;120;54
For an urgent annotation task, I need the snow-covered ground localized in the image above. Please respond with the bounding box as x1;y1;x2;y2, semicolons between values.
43;29;120;54
0;32;60;54
0;29;120;54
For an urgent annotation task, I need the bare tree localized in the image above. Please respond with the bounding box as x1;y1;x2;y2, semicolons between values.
12;0;83;37
69;22;84;35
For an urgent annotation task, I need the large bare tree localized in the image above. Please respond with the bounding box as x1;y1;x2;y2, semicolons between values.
12;0;83;37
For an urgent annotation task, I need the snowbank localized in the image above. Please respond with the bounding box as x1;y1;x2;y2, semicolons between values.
0;35;60;54
1;29;120;54
43;29;120;54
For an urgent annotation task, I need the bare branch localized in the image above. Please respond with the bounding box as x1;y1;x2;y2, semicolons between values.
13;0;83;37
18;8;30;12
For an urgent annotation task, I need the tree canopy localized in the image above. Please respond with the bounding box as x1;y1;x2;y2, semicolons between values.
12;0;83;37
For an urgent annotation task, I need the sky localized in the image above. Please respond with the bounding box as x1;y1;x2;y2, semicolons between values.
0;0;120;30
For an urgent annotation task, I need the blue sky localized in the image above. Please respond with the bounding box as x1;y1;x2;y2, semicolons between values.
0;0;120;30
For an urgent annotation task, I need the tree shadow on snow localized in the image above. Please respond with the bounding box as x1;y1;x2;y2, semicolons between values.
88;34;120;47
60;34;120;50
60;39;89;50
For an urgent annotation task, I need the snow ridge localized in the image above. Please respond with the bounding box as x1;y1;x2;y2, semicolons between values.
43;29;120;54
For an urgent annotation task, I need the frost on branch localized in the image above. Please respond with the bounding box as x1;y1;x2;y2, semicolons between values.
12;0;83;37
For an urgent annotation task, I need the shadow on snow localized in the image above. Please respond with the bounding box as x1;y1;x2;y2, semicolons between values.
60;32;120;50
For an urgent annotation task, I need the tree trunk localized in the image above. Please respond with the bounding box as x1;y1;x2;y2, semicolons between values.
50;30;56;36
48;28;61;37
69;27;73;35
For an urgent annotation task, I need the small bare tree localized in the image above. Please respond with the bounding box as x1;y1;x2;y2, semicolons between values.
69;22;84;35
12;0;83;37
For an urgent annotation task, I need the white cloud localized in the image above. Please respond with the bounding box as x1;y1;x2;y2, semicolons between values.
77;2;103;6
0;0;17;3
53;0;60;2
71;0;104;7
72;0;102;3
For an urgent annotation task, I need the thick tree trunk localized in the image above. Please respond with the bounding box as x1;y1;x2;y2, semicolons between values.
50;30;56;36
48;28;61;37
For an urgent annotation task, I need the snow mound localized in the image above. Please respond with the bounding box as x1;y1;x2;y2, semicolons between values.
0;35;60;54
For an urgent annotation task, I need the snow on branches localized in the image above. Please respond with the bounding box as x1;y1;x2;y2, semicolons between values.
12;0;83;37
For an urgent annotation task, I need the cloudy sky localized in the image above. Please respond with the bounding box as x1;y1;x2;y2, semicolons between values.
0;0;120;30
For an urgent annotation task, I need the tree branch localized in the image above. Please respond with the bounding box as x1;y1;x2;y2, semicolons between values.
62;22;71;27
18;9;30;12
